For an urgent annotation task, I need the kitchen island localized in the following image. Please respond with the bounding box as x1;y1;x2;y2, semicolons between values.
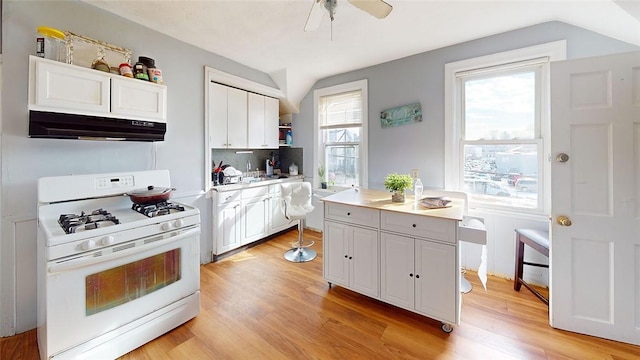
322;188;464;333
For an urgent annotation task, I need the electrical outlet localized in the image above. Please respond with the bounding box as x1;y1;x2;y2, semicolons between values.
411;169;419;179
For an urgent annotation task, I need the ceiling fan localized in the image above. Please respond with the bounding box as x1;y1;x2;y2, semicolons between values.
304;0;393;32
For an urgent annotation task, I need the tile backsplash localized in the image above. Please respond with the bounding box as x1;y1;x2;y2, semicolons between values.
211;147;303;176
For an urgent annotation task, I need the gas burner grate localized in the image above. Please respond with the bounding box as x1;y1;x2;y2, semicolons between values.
132;201;185;218
58;208;120;234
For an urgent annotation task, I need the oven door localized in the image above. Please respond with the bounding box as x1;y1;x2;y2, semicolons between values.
42;225;200;358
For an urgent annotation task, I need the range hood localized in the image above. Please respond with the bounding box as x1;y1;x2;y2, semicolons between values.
29;111;166;142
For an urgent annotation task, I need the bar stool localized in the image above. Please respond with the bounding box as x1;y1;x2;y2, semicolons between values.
513;228;549;305
280;182;316;263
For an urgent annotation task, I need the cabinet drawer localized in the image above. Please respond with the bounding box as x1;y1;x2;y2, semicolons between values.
217;190;241;204
380;210;456;243
325;203;379;228
242;186;269;199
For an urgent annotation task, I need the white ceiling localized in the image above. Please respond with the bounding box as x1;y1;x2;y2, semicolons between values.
85;0;640;113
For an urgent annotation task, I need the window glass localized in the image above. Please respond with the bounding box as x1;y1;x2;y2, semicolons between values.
464;71;536;140
315;81;367;189
459;65;542;210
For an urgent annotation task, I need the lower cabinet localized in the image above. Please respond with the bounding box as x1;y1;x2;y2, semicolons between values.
323;199;460;330
380;232;457;323
324;221;379;298
212;179;301;256
215;191;242;254
268;184;290;233
241;187;269;245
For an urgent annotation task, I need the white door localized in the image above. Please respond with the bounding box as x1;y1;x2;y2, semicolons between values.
550;51;640;345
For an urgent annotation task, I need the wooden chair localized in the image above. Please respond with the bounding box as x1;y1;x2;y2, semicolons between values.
514;228;549;305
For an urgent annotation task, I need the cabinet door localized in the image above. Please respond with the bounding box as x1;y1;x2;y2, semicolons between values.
209;82;228;148
34;59;110;113
111;77;167;121
269;193;290;233
215;201;242;254
380;232;415;309
324;221;350;287
242;196;268;245
227;87;248;148
414;240;457;323
350;226;379;298
247;93;266;148
264;96;280;148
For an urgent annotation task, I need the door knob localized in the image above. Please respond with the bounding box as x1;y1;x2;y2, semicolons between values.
557;215;572;226
556;153;570;163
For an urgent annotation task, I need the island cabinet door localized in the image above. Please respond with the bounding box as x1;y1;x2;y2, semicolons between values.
380;232;415;310
324;221;350;287
414;239;457;324
350;226;379;298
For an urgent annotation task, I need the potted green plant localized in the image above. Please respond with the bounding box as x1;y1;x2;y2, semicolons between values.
384;173;413;202
318;164;327;189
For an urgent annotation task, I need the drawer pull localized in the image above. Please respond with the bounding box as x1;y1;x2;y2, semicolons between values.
412;224;417;228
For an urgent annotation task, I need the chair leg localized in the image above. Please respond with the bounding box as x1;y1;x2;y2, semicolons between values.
284;219;317;263
514;235;525;291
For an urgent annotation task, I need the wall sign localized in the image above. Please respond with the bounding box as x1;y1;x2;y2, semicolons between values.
380;102;422;128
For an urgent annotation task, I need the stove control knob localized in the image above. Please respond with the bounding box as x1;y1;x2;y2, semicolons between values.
174;219;184;228
161;222;172;231
82;240;96;251
101;236;115;246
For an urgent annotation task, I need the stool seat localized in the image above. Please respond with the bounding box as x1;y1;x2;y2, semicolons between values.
514;228;549;305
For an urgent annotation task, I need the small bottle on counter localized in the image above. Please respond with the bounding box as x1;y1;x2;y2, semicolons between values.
414;177;423;201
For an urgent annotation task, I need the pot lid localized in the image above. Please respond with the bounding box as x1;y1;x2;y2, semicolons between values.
37;26;66;40
129;185;172;196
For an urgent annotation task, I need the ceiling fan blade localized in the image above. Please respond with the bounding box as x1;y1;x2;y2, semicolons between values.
348;0;393;19
305;0;327;32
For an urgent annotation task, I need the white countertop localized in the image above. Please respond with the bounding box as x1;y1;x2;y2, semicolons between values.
210;175;304;192
322;188;465;221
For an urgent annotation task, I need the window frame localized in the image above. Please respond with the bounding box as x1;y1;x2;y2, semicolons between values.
313;79;369;190
444;41;566;214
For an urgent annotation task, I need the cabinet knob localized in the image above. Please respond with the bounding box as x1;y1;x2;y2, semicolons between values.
416;274;420;279
409;273;413;277
344;255;348;258
412;224;417;228
347;212;351;216
348;256;352;260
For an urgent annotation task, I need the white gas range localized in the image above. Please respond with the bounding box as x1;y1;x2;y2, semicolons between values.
36;170;200;360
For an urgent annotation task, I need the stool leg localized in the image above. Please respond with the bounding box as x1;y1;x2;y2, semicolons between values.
284;219;317;263
514;235;525;291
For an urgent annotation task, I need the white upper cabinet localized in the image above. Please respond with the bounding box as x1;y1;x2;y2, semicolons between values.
29;56;167;122
111;77;166;121
248;93;279;149
227;86;248;148
208;82;248;149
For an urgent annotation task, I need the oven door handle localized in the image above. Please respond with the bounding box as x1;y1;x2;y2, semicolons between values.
48;226;200;273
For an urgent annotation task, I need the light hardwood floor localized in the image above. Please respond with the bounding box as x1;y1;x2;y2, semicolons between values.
2;229;639;359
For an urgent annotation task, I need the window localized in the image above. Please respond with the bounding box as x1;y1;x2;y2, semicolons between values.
313;80;368;189
445;41;566;213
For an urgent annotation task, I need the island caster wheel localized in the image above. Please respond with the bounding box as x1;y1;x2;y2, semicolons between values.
441;323;453;333
328;282;332;288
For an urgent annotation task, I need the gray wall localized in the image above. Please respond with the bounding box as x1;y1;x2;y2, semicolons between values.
293;21;639;190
